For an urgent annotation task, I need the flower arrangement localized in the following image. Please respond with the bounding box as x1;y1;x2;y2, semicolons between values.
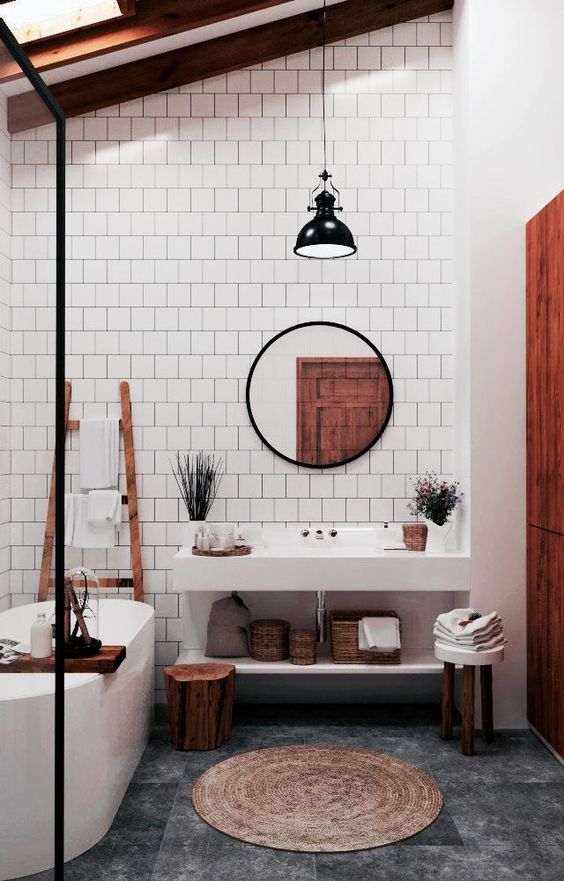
407;472;462;527
171;451;224;521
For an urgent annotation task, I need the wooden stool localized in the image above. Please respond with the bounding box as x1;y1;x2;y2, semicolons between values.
164;662;235;751
435;643;504;756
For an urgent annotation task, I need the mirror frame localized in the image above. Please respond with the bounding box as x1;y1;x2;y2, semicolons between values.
245;321;394;469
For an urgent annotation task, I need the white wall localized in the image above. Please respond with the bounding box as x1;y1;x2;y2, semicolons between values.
454;0;564;726
0;91;10;613
11;12;454;700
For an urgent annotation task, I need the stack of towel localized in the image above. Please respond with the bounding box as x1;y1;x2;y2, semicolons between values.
358;617;401;651
433;608;506;652
65;418;122;548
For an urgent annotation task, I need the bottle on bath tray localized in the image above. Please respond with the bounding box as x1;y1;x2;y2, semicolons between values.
30;612;53;658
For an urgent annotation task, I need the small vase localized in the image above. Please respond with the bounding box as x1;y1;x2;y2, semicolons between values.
424;519;452;553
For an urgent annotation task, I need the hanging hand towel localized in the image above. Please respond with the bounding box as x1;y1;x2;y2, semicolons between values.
64;493;76;546
358;617;400;651
87;490;122;527
69;494;116;548
79;418;119;490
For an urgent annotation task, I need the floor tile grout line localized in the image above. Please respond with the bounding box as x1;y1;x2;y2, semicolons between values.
149;776;183;880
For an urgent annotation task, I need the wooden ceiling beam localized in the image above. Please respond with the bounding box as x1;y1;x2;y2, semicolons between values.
0;0;293;80
8;0;453;133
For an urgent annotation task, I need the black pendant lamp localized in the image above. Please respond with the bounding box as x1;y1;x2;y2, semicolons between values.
294;0;356;259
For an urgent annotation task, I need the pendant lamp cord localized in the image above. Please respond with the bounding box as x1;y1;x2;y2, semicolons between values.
321;0;327;172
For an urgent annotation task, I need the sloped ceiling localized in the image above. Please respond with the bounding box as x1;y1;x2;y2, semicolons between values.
4;0;453;132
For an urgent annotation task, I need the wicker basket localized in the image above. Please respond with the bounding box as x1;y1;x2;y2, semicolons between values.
402;522;428;551
330;610;401;665
250;619;290;662
289;629;317;666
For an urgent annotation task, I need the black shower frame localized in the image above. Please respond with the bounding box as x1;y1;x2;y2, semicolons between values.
0;20;66;881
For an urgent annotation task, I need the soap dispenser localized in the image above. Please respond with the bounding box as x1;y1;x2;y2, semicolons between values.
30;612;53;659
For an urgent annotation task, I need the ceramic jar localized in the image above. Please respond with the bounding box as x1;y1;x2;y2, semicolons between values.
423;519;453;553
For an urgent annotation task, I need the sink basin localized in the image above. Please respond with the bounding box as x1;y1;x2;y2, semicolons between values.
251;526;407;555
173;527;470;593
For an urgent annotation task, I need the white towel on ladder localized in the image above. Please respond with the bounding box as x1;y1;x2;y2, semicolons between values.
65;493;116;548
79;418;119;489
64;493;75;546
87;489;122;526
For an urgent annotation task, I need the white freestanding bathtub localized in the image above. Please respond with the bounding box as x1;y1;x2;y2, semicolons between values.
0;599;154;880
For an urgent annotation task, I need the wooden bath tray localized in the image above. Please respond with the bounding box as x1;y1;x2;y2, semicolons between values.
192;545;251;557
0;645;126;674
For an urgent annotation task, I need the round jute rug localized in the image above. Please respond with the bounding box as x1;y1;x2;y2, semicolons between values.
191;745;442;852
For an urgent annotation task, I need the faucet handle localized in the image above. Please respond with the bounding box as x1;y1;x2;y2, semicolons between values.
300;528;310;538
329;528;338;538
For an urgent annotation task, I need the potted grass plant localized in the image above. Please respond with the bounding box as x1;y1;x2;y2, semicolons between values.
171;451;224;547
406;473;462;553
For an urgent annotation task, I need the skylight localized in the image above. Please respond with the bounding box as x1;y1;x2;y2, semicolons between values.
0;0;126;43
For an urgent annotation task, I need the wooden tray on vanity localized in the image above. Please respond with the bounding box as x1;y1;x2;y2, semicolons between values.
192;545;251;557
0;645;126;674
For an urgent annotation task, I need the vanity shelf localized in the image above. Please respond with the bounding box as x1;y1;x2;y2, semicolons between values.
177;646;442;675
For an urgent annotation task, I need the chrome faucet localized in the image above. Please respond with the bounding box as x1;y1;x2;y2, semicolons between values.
315;529;324;540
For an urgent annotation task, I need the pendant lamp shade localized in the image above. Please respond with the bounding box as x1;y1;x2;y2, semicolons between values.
293;0;356;259
294;189;357;259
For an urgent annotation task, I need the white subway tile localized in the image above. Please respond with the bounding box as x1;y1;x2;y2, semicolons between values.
9;24;453;698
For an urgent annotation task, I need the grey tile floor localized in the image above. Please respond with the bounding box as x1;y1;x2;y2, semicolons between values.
20;704;564;881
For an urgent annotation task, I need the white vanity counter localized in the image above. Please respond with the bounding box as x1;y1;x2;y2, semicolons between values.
173;529;469;678
173;527;470;593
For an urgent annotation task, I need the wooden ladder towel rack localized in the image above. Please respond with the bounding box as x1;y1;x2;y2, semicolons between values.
38;380;144;602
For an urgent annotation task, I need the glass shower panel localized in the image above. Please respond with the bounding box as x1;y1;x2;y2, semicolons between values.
0;22;64;881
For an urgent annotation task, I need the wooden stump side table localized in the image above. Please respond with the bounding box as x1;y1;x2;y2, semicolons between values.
164;662;235;751
435;643;505;756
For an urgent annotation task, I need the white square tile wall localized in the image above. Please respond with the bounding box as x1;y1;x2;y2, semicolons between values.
9;13;453;697
0;92;10;613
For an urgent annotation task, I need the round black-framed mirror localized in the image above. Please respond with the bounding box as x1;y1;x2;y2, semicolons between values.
246;321;394;469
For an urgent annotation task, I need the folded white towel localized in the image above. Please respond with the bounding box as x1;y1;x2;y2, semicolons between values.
435;636;507;653
433;619;503;644
79;418;119;490
87;490;122;526
359;617;400;651
66;493;116;548
435;608;499;638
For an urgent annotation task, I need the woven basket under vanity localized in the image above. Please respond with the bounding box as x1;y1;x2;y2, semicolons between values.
289;629;317;666
250;619;290;662
402;523;428;551
330;610;401;665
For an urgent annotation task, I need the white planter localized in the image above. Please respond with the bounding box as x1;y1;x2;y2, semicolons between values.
181;519;205;548
424;519;453;553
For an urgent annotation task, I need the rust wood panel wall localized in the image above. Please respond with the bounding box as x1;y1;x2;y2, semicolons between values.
526;191;564;534
526;190;564;757
527;526;563;756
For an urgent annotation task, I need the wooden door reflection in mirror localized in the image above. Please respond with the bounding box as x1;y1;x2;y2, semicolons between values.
246;322;393;469
296;357;390;466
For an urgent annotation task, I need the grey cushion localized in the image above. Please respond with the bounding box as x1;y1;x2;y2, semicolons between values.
206;593;250;657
